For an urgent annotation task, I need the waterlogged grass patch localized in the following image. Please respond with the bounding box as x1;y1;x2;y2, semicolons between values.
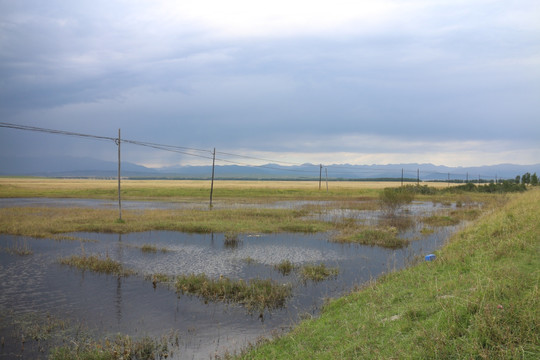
0;239;33;256
50;332;179;360
423;208;481;227
300;263;339;282
423;214;460;227
175;273;292;311
0;206;334;238
274;260;296;276
420;227;435;235
140;244;170;253
333;226;409;249
224;233;242;248
58;254;133;276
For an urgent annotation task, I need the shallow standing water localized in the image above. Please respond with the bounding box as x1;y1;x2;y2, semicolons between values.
0;200;462;359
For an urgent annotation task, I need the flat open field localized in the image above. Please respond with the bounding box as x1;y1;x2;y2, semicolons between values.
1;176;535;359
0;177;456;201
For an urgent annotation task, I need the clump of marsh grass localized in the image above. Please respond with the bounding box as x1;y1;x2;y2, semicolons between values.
423;215;460;227
274;260;296;276
58;254;133;276
333;226;409;249
175;273;292;311
140;244;170;253
1;239;33;256
224;233;242;248
420;227;435;235
50;332;179;360
300;263;339;282
378;214;416;231
243;257;257;264
423;207;482;227
146;273;172;288
379;187;415;216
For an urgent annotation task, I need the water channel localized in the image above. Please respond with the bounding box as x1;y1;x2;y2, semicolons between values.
0;199;464;359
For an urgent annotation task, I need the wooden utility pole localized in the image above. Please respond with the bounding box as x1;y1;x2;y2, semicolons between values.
401;168;404;186
417;169;420;185
209;148;216;208
117;128;122;221
319;164;322;190
325;167;328;192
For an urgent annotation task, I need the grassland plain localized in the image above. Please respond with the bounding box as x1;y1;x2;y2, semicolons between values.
239;189;540;359
0;177;457;201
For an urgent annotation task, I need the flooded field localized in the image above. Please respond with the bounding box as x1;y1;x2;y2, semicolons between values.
0;200;466;359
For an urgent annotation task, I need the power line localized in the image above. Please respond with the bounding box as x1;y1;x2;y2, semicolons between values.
0;122;512;180
216;150;305;166
0;122;116;143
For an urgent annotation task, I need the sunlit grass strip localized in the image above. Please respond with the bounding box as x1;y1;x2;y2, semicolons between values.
58;254;133;276
0;178;402;200
333;226;409;249
175;274;292;311
300;263;339;282
241;189;540;359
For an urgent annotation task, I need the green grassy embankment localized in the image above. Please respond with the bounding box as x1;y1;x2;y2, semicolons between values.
241;189;539;359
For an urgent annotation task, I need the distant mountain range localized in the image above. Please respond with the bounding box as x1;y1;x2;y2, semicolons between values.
1;156;539;181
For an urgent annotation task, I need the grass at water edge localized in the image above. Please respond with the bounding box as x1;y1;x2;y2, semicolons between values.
239;189;540;359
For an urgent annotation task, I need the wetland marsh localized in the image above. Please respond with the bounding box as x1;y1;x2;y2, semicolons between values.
0;179;492;359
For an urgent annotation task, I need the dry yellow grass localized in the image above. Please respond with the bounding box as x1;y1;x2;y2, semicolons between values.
0;177;453;192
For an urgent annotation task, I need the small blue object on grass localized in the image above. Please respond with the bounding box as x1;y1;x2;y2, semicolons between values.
425;254;436;261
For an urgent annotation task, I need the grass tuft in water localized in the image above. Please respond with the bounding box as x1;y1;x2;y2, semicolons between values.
333;226;409;249
175;273;292;311
58;254;133;276
49;332;179;360
140;244;170;253
300;263;339;282
274;260;296;276
0;239;33;256
224;233;242;248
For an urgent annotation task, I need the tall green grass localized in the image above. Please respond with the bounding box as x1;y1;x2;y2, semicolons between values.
241;189;540;359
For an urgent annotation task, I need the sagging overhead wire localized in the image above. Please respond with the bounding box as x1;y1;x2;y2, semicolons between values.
0;122;116;143
0;122;500;179
0;122;215;161
121;139;214;160
216;150;306;167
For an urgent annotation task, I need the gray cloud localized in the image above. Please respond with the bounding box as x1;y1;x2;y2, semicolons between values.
1;0;539;166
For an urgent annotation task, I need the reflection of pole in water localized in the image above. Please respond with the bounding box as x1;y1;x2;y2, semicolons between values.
116;275;122;324
115;233;123;324
116;233;123;263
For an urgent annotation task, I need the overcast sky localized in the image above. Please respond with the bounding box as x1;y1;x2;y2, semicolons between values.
1;0;539;168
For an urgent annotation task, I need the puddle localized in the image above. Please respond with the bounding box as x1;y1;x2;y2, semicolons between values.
0;224;458;359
